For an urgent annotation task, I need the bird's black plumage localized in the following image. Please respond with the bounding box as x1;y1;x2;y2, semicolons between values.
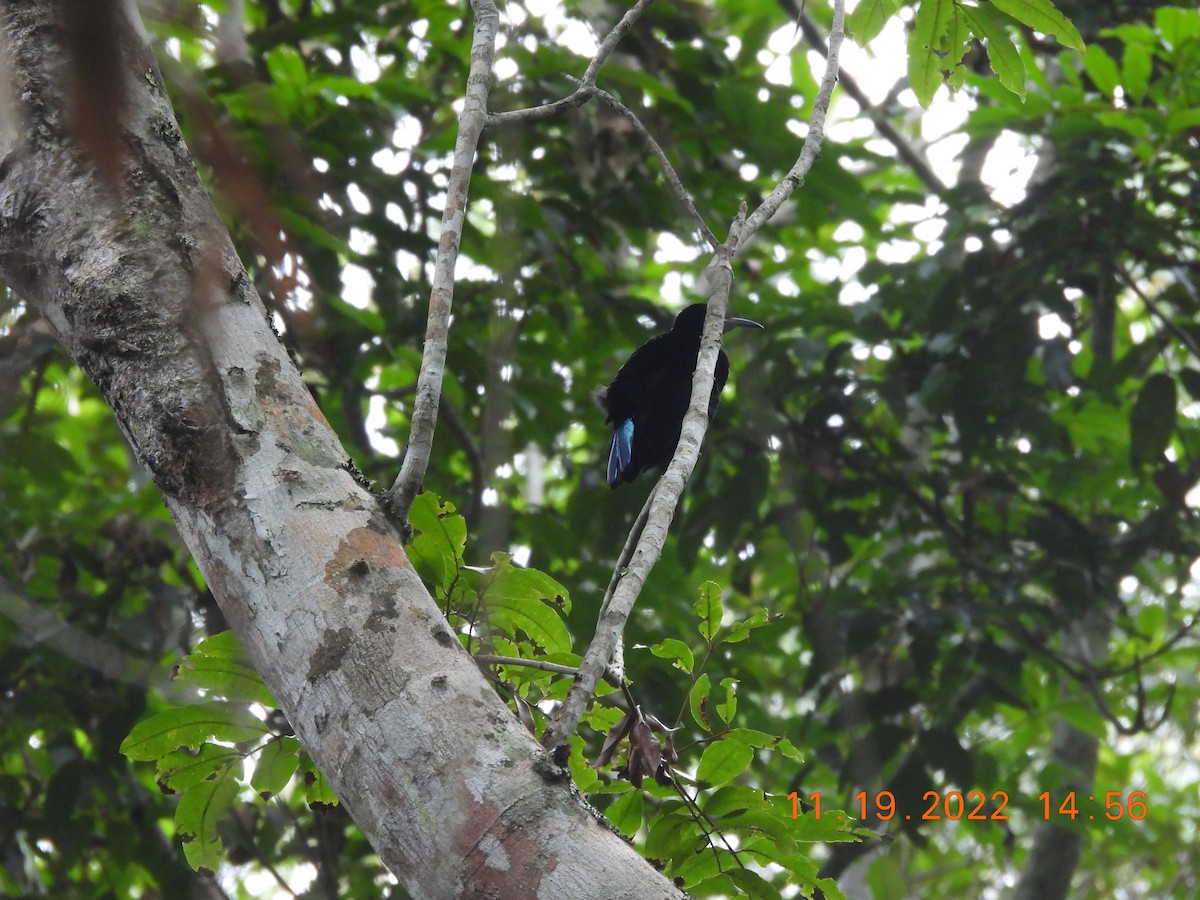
598;303;762;487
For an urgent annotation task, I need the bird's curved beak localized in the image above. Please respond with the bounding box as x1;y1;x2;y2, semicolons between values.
723;316;764;333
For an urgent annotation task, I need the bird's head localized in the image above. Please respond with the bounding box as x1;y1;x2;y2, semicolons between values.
673;303;764;336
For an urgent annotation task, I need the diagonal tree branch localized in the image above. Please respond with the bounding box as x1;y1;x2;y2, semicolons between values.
741;0;847;246
787;4;950;200
543;0;847;751
387;0;499;523
542;227;740;749
589;85;720;250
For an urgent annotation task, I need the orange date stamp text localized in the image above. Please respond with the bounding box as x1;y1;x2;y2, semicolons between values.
788;790;1147;823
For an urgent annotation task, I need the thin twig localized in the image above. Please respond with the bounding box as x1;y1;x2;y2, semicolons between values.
740;0;847;248
387;0;499;523
475;654;580;677
486;0;658;128
543;0;846;751
668;770;747;872
590;86;721;251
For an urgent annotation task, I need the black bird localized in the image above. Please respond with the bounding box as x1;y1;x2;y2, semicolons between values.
598;303;763;488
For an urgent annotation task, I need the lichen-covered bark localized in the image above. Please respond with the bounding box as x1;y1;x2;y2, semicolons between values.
0;2;678;896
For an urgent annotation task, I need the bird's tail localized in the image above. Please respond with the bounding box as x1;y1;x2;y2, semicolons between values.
607;419;634;487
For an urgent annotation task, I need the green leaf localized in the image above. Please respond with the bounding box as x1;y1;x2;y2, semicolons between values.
649;638;694;673
716;677;738;724
408;491;467;594
604;788;644;837
277;207;353;256
696;739;754;785
723;608;776;644
1156;6;1200;48
326;293;386;335
963;5;1027;100
481;553;572;654
644;807;701;860
1082;45;1121;96
1135;603;1166;641
666;844;726;886
1121;41;1153;101
176;767;239;875
568;736;600;795
788;810;870;842
1062;399;1125;453
726;728;784;748
723;727;805;760
694;581;723;643
300;755;339;807
690;673;714;732
1129;373;1176;468
725;867;783;899
943;6;973;89
846;0;900;46
122;702;267;761
158;743;242;793
992;0;1085;50
1055;700;1108;738
252;736;301;798
1166;108;1200;136
719;807;796;853
702;784;769;818
176;630;276;706
1178;368;1200;402
868;853;909;900
907;0;955;107
1095;110;1152;140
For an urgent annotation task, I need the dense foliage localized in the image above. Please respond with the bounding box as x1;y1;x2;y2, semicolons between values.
2;0;1199;896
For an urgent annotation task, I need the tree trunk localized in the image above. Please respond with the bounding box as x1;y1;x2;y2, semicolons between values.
0;2;678;897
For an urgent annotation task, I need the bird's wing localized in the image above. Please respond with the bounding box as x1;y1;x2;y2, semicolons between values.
602;332;674;423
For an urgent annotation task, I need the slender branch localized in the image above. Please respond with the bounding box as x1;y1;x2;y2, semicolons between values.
475;654;580;677
487;85;592;127
740;0;847;248
474;654;626;690
582;0;655;85
543;222;741;750
486;0;658;128
387;0;499;522
590;86;721;251
542;0;845;751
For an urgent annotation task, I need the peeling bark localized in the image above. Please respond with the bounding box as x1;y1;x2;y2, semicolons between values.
0;3;678;897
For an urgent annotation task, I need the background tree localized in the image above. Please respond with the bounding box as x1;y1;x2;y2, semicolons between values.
2;0;1198;898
